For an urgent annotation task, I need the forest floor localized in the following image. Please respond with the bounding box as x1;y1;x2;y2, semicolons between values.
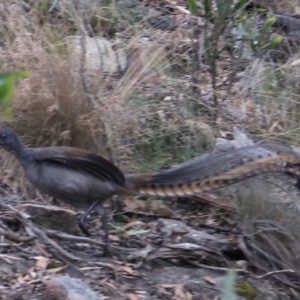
1;0;300;299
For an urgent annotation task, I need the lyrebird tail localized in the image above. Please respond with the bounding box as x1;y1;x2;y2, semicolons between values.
124;143;300;197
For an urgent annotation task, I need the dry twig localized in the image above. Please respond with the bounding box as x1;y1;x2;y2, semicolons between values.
0;198;81;261
257;269;295;279
0;227;34;242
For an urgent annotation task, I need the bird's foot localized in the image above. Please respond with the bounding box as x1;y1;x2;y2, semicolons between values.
77;220;92;236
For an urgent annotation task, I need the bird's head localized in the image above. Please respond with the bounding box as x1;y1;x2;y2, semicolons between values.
0;127;21;153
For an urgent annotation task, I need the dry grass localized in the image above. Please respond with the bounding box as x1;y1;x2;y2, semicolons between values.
225;49;300;283
238;53;300;146
2;0;300;285
257;0;300;14
0;2;298;175
0;0;215;193
221;174;300;285
0;3;299;171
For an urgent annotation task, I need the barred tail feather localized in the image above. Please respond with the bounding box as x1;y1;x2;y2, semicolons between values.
124;143;300;198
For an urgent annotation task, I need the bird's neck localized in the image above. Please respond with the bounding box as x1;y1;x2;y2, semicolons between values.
12;141;29;162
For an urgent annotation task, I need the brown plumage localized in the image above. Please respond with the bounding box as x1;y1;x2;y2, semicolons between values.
127;145;300;197
1;127;300;251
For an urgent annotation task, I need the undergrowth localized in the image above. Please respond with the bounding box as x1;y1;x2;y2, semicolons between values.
0;0;215;192
2;0;300;289
223;175;300;286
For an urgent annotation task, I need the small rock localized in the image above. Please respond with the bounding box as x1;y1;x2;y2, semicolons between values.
42;276;102;300
215;127;254;152
66;36;127;74
224;103;247;122
147;16;177;31
150;218;228;244
22;204;79;234
236;260;248;268
163;96;172;101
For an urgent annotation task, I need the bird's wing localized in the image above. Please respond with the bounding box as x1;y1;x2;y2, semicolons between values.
31;147;125;185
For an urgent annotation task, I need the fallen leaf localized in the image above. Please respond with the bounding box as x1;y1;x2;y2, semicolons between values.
204;276;215;285
17;274;25;284
171;230;189;236
194;193;235;209
290;59;300;67
126;293;139;300
33;256;50;269
46;265;68;273
174;284;187;299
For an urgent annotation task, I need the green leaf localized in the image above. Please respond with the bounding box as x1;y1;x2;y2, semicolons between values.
0;71;29;104
187;0;199;16
0;71;28;81
261;35;283;51
1;106;13;119
222;270;236;300
261;16;276;33
256;8;267;13
237;12;248;22
270;34;283;45
216;0;233;21
234;0;246;12
126;228;149;236
204;0;212;19
0;75;15;104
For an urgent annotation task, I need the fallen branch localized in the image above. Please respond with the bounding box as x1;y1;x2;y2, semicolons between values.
0;198;81;261
46;229;105;246
257;269;295;279
238;236;300;291
46;229;136;255
188;260;248;274
0;227;34;242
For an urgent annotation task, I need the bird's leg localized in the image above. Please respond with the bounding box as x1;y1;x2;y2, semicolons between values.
78;199;100;236
285;171;300;190
95;203;111;255
52;198;59;205
80;201;111;255
295;176;300;190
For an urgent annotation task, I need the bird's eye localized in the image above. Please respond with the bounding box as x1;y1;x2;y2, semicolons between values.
1;134;6;139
